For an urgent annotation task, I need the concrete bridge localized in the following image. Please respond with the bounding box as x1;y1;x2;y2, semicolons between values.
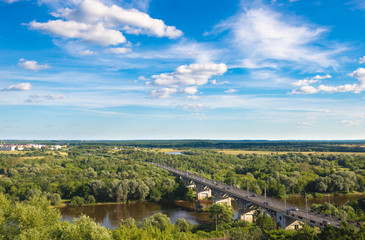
150;162;343;229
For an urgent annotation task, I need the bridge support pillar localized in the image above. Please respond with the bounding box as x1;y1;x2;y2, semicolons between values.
233;198;255;222
195;183;211;200
214;197;231;205
275;212;300;230
211;188;231;206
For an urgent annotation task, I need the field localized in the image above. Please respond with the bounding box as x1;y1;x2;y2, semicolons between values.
148;148;365;156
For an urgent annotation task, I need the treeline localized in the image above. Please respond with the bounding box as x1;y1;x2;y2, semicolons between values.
0;150;189;205
4;140;365;152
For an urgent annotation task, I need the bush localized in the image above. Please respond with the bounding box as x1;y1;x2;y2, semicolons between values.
69;196;85;207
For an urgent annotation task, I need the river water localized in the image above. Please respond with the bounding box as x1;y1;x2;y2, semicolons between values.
60;201;211;230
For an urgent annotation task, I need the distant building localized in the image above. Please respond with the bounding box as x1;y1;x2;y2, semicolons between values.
0;145;16;151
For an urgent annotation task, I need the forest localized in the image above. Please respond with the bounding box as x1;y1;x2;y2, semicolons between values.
0;144;365;239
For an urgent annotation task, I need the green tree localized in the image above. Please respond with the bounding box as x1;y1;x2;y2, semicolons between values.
209;203;235;230
54;215;112;240
142;212;172;231
255;213;275;231
175;218;192;232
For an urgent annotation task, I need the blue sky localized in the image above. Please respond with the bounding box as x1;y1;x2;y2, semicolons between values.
1;0;365;140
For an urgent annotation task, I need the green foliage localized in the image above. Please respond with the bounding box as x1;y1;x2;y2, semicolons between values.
69;196;85;207
175;218;192;232
209;203;235;230
142;212;172;231
255;213;276;231
54;215;112;240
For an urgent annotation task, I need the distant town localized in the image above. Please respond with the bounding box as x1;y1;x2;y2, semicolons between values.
0;142;66;151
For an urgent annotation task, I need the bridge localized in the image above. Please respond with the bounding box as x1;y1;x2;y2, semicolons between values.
150;162;343;229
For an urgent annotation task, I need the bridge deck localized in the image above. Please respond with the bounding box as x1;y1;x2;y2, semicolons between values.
150;162;344;229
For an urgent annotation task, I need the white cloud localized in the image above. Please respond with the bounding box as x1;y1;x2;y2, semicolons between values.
313;74;332;80
3;83;32;91
104;47;131;54
216;5;341;68
225;89;238;94
292;68;365;94
291;79;319;87
180;86;198;95
151;63;227;87
52;0;182;39
339;120;361;126
292;85;319;94
29;20;126;46
18;58;50;71
79;49;94;55
359;56;365;64
150;88;177;99
211;79;229;85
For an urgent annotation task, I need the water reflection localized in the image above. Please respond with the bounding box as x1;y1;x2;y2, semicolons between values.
60;201;211;230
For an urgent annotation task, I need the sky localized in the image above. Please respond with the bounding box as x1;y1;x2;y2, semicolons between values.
0;0;365;140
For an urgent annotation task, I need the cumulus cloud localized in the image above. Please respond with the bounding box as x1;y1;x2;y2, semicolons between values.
292;85;319;94
3;83;32;91
18;58;50;71
79;49;94;55
291;79;319;87
151;63;227;87
46;0;182;41
225;89;238;94
180;86;198;95
150;88;177;98
313;74;332;80
291;74;331;87
360;56;365;64
104;47;131;54
292;68;365;94
216;5;341;68
29;20;126;46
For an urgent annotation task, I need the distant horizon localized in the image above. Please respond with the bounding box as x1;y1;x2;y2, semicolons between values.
2;139;365;142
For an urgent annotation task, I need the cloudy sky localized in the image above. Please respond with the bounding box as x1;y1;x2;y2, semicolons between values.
1;0;365;140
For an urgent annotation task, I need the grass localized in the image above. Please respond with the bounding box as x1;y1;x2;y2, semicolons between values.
215;149;365;156
144;148;365;156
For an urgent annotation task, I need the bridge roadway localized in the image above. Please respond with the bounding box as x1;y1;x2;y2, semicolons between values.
150;162;342;229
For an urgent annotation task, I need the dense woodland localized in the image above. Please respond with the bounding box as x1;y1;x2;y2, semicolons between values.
0;144;365;239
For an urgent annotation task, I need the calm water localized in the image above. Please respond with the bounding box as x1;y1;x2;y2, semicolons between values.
60;201;211;230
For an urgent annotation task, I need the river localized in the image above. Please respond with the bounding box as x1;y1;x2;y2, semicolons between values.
60;201;211;230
